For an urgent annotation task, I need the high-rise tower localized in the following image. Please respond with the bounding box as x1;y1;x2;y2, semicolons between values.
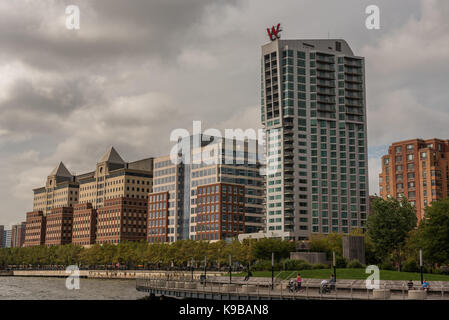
262;37;369;240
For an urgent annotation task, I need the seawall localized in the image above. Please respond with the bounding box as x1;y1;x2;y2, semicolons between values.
11;270;223;280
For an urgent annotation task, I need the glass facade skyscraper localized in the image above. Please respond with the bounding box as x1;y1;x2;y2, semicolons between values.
262;39;369;240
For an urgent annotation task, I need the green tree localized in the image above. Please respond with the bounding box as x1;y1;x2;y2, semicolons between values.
367;197;417;271
419;198;449;265
252;238;295;262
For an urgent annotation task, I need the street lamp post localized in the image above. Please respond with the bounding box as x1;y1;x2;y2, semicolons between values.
191;258;194;281
204;256;207;287
420;249;423;285
271;252;274;290
333;251;337;281
229;254;232;284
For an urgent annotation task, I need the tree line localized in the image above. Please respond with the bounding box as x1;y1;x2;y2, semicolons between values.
0;238;295;270
1;197;448;272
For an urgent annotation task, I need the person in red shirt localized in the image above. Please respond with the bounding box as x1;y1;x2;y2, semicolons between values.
296;273;302;291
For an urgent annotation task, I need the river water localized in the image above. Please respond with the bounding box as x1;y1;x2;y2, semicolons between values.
0;277;148;300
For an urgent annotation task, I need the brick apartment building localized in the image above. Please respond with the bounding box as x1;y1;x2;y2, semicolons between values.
24;211;46;247
195;183;245;241
379;138;449;222
45;207;74;246
96;197;148;244
72;203;97;246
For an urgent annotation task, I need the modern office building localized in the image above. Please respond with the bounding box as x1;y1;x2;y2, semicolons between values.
261;38;369;240
24;211;46;247
45;207;74;246
11;222;26;248
379;138;449;222
148;135;265;243
2;229;11;248
0;225;3;248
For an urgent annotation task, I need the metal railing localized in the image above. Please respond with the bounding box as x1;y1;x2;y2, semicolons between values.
136;277;449;301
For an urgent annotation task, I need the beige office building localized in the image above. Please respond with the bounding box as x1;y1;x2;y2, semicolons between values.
32;163;79;216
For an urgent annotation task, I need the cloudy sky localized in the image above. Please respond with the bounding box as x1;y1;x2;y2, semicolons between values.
1;0;448;227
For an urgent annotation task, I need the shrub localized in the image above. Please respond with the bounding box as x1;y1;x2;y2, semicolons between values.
298;262;313;270
347;259;364;269
312;263;329;269
335;255;347;268
380;261;395;271
437;266;449;275
402;259;420;273
283;259;306;271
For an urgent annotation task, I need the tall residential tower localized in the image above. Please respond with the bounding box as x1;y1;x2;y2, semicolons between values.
262;38;369;240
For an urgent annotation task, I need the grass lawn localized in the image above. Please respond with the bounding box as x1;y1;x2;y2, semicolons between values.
235;269;449;282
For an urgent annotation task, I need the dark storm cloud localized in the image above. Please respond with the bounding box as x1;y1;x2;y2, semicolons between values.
0;0;239;71
0;0;448;228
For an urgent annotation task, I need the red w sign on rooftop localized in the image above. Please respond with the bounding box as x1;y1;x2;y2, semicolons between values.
267;23;282;41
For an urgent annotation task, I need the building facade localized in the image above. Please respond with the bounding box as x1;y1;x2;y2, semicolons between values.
261;38;369;240
32;163;79;216
2;230;11;248
96;197;148;244
72;203;97;246
11;222;26;248
148;135;265;243
0;225;3;248
25;147;154;247
379;138;449;222
45;207;74;246
24;211;46;247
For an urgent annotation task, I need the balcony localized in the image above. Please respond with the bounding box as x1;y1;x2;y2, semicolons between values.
316;64;335;72
317;95;336;104
284;181;294;187
345;92;363;99
345;76;363;83
316;55;335;64
317;88;335;95
345;107;363;116
344;59;362;67
345;99;363;108
317;72;335;80
317;80;335;88
317;104;336;113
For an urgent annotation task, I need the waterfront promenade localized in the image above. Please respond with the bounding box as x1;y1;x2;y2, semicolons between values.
136;276;449;300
